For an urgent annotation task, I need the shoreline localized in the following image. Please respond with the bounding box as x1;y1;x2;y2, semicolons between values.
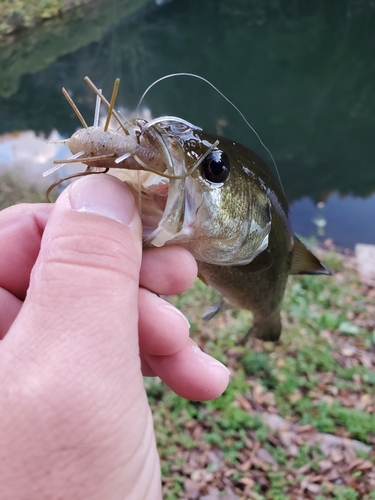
1;0;91;39
0;0;145;39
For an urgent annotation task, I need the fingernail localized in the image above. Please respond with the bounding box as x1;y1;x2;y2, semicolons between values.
148;292;191;329
191;343;230;375
163;304;191;329
69;174;135;226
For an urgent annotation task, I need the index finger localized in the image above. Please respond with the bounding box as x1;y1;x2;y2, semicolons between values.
0;203;53;300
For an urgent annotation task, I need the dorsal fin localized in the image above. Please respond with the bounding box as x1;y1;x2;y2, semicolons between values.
291;236;332;275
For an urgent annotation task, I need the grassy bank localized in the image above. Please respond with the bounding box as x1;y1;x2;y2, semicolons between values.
0;0;75;36
0;174;47;209
0;0;150;97
0;0;149;38
1;177;374;499
150;248;375;498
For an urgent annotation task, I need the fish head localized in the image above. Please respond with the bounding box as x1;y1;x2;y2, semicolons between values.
125;118;272;266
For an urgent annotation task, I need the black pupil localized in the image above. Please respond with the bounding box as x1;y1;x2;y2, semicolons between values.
203;150;230;183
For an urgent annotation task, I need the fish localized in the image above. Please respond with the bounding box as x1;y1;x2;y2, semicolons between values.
49;77;331;343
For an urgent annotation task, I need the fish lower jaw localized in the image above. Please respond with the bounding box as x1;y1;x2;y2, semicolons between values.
111;166;196;248
110;168;168;235
145;225;193;247
117;172;187;247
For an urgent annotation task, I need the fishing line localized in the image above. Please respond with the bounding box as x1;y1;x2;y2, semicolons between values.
136;72;284;194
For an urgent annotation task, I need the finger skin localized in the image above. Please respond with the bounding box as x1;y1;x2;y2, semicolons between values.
0;203;52;299
0;176;161;500
145;339;230;401
0;175;229;499
0;206;197;300
0;186;227;395
0;288;21;340
0;185;227;393
138;288;190;356
140;246;197;295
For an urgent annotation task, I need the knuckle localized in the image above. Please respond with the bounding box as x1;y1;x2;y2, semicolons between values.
44;227;141;280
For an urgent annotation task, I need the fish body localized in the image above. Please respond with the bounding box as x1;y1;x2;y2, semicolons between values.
55;79;330;342
194;134;293;341
134;124;328;342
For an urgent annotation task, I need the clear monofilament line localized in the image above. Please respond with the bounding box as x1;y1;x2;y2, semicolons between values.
136;72;284;194
143;126;174;175
140;116;202;135
132;139;219;180
43;151;85;177
117;110;136;131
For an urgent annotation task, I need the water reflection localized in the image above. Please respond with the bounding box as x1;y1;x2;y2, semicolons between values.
0;0;374;246
290;194;375;248
0;131;62;189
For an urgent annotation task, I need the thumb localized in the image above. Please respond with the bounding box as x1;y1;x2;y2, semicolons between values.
2;174;161;499
14;173;143;371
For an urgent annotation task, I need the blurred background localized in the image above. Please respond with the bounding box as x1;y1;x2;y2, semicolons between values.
1;0;374;248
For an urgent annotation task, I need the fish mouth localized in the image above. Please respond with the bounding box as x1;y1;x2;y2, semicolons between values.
112;117;216;250
129;171;170;241
115;125;195;247
120;169;196;248
123;171;174;241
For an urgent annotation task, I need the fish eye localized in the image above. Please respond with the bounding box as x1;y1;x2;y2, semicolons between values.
202;150;230;184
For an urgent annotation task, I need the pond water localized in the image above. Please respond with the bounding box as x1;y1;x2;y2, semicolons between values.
1;0;374;248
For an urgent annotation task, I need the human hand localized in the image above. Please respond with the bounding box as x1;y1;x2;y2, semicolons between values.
0;174;229;499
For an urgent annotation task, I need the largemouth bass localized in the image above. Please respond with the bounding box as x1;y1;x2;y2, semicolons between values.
51;77;330;342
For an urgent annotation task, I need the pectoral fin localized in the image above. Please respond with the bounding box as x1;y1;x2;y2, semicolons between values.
290;236;331;275
202;299;232;321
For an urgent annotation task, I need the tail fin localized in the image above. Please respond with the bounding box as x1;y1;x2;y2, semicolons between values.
237;310;282;344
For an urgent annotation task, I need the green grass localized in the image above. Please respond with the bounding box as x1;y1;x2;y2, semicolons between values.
0;174;47;209
155;249;375;497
